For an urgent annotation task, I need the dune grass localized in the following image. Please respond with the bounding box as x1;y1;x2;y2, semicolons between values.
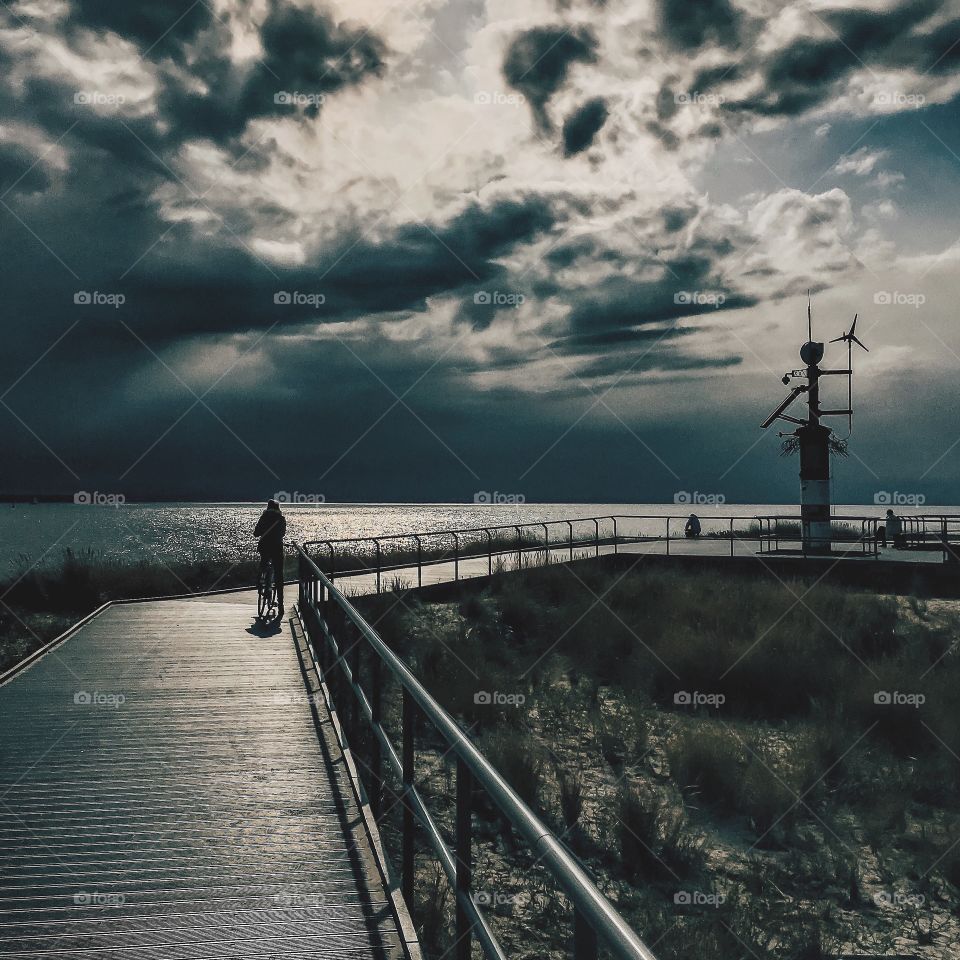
356;561;960;959
0;548;267;672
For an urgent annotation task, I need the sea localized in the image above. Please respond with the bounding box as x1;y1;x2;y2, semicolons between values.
1;501;957;573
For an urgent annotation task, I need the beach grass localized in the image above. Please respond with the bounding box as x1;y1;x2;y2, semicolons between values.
355;561;960;959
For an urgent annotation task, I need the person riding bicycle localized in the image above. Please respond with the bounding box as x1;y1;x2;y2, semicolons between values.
254;499;287;616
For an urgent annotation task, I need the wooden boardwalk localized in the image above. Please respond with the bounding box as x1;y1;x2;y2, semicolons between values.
0;598;409;959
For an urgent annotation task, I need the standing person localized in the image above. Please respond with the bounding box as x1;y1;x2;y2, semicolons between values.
884;508;905;550
255;499;287;616
684;514;701;538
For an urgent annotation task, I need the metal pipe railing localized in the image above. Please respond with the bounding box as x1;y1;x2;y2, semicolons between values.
295;545;659;960
302;512;960;586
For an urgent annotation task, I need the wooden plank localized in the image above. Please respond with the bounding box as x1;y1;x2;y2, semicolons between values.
0;600;407;959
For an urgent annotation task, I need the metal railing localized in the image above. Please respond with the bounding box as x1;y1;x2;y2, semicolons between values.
302;511;960;591
295;544;659;960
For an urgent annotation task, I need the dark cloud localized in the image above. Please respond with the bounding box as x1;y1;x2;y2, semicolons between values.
574;349;742;380
70;0;212;57
722;0;943;117
657;0;741;50
550;324;699;351
502;25;598;131
119;193;557;339
0;141;51;195
562;96;608;155
564;256;755;335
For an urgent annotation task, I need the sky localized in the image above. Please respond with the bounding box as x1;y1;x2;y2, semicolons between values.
2;0;960;505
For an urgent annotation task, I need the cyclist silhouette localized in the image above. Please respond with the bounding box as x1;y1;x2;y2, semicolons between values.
254;499;287;616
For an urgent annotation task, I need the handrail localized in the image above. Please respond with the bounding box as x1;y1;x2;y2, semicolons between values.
295;543;659;960
301;512;960;587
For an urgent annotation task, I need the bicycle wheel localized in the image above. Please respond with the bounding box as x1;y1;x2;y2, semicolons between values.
257;564;273;619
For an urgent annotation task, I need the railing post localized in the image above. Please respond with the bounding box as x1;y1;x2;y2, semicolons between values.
612;516;618;555
455;757;473;960
453;533;460;582
574;907;598;960
413;535;422;588
515;526;522;570
370;654;382;821
374;539;381;594
402;690;415;911
593;519;599;557
326;542;334;584
665;518;670;555
729;518;734;557
485;528;493;576
541;523;549;564
567;520;574;562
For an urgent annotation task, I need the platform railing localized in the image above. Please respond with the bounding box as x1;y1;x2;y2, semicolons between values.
295;544;659;960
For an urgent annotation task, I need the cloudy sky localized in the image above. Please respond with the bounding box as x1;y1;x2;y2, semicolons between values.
2;0;960;504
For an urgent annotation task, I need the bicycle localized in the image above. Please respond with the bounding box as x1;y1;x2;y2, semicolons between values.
257;554;278;621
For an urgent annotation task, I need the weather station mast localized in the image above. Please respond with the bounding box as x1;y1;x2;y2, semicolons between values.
760;297;868;555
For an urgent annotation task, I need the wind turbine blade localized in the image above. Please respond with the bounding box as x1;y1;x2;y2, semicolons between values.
829;336;845;343
850;314;858;336
851;336;868;351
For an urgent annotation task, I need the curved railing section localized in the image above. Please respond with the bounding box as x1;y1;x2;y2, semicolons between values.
294;544;659;960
